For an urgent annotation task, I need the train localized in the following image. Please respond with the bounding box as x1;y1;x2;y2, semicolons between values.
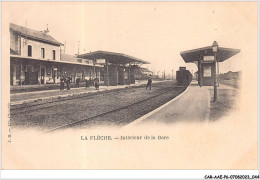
176;67;192;86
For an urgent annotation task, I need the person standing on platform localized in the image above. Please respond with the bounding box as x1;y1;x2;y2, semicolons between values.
85;78;90;89
66;77;70;90
94;78;99;91
60;77;64;90
76;77;80;88
146;76;152;90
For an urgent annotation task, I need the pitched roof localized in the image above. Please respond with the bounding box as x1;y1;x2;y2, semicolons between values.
77;50;150;64
10;23;63;46
60;53;78;62
180;46;240;63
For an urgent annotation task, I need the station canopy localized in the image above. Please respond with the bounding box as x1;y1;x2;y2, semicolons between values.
77;50;150;65
140;67;153;73
180;46;240;63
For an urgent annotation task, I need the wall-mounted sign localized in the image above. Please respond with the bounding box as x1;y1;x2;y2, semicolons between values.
203;66;211;77
96;59;106;64
203;56;214;61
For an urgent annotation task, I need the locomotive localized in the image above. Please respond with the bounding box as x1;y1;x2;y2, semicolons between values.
176;67;192;86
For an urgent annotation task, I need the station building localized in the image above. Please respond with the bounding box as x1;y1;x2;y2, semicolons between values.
10;23;149;87
10;23;101;86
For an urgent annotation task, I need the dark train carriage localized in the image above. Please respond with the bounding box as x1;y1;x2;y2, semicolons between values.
176;67;192;85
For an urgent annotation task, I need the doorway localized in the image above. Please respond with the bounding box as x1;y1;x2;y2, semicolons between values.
41;67;45;84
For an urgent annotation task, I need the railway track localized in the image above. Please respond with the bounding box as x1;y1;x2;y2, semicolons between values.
44;85;187;133
11;81;189;131
10;82;154;113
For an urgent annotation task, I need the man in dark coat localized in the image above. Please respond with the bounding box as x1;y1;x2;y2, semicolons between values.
85;78;90;88
94;78;99;91
60;77;64;90
65;77;70;90
146;76;152;90
76;77;80;88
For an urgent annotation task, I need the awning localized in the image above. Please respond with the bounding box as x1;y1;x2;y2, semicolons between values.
77;50;150;65
10;55;102;67
180;46;240;63
139;67;153;73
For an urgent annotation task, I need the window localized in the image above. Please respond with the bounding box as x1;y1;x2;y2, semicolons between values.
28;45;32;57
52;50;56;60
41;48;45;59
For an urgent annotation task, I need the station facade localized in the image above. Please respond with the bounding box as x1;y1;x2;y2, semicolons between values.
10;23;100;86
10;23;149;87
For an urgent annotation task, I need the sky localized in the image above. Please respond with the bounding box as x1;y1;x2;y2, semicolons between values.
3;2;258;76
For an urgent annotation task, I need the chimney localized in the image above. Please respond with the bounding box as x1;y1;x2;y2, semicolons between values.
44;24;49;34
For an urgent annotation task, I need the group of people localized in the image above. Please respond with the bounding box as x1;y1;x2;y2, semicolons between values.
85;78;99;91
60;76;152;91
60;77;99;91
60;77;72;90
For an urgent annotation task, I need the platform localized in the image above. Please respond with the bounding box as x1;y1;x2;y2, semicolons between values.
10;80;165;105
126;80;240;126
127;81;211;125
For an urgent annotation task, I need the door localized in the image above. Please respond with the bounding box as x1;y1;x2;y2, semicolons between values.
25;65;31;85
41;67;45;84
52;68;57;84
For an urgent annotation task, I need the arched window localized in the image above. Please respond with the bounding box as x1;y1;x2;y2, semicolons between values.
52;50;56;60
28;45;32;57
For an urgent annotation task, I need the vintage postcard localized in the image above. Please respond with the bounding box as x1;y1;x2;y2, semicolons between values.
1;1;258;172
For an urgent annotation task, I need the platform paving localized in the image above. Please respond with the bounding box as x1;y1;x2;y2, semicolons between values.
127;81;211;126
10;80;165;105
127;80;241;126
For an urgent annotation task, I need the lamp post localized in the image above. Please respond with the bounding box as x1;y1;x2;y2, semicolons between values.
212;41;218;102
106;60;109;87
